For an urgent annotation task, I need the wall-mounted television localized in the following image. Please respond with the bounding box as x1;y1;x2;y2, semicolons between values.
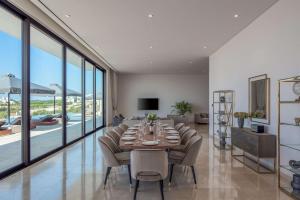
138;98;159;110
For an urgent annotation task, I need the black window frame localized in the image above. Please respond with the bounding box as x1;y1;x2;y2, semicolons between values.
0;0;106;180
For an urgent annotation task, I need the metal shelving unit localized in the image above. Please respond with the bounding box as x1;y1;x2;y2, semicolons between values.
278;76;300;200
213;90;234;150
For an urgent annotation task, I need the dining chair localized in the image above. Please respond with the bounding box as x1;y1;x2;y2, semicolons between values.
178;126;190;137
174;123;184;131
131;149;168;200
106;130;121;145
113;126;125;136
119;123;129;131
168;135;202;185
98;136;132;188
181;129;197;145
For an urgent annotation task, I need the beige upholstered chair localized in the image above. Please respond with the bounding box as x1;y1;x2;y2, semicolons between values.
106;130;121;145
98;136;132;187
169;135;202;184
178;126;190;137
131;150;168;200
113;126;124;136
181;129;197;145
174;123;184;131
119;123;129;131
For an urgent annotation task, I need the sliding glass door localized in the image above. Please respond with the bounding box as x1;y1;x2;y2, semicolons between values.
30;26;63;159
85;61;94;133
0;6;23;172
66;49;83;143
0;2;106;178
95;69;104;128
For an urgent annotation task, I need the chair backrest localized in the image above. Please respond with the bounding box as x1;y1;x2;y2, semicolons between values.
181;135;202;166
113;126;124;136
179;126;190;137
119;124;128;131
130;150;168;181
106;130;121;145
181;129;197;145
174;123;184;131
98;136;120;167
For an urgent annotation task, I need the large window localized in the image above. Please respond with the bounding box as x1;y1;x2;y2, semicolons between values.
30;26;63;159
85;61;94;133
96;69;104;127
0;3;106;178
66;49;83;143
0;6;22;172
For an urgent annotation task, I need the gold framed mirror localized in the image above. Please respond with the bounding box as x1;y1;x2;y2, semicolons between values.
248;74;270;125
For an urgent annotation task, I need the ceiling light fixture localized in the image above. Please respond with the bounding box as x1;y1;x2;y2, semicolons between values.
148;14;154;18
203;46;207;49
189;61;193;64
234;14;239;18
149;46;153;49
65;14;71;18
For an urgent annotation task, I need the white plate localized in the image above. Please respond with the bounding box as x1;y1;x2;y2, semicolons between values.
166;135;180;140
133;124;141;127
121;136;136;141
164;127;174;130
128;127;138;130
124;131;136;135
124;141;134;145
142;141;159;146
161;124;168;127
167;130;179;134
167;140;179;144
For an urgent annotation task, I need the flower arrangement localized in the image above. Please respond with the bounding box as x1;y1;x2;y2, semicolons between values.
147;113;157;126
234;112;249;128
250;111;265;119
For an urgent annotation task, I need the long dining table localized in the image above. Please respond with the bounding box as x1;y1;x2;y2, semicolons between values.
119;124;181;150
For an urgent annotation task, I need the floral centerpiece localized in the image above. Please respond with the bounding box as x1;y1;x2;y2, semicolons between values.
234;112;249;128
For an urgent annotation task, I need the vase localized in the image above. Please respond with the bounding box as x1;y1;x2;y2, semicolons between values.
238;118;244;128
149;125;154;134
291;174;300;194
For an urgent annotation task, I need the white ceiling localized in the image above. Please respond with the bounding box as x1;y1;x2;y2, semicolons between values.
38;0;277;74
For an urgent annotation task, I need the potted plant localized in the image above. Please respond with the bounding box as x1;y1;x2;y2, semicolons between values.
171;101;192;115
147;113;157;133
234;112;249;128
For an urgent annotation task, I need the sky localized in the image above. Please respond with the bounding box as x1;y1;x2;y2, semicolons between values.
0;31;103;99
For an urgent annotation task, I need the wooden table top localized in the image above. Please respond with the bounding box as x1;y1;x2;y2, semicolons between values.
119;129;181;150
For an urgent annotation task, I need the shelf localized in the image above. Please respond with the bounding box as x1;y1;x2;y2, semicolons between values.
214;112;232;115
214;123;232;127
280;165;300;175
281;122;300;127
213;101;233;103
280;101;300;104
280;144;300;151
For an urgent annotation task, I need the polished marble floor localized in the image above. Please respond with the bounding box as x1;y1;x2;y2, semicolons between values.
0;124;293;200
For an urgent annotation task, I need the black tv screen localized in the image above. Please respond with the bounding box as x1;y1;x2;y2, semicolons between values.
138;98;159;110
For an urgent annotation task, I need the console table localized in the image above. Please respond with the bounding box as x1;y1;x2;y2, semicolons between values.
231;127;276;173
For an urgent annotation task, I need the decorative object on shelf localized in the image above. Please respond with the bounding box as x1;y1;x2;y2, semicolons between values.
147;113;157;134
213;90;234;150
278;75;300;200
292;77;300;102
251;124;265;133
234;112;249;128
219;96;225;103
295;118;300;126
249;74;270;124
290;160;300;170
171;101;192;116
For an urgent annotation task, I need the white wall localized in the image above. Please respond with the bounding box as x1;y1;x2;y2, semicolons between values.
118;74;209;121
209;0;300;168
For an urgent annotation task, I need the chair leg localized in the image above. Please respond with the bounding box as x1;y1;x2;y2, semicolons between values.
191;166;197;184
169;164;174;183
127;164;132;185
159;180;164;200
104;167;112;188
133;180;140;200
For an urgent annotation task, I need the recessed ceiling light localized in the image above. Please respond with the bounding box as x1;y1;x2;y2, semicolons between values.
150;61;153;64
148;14;154;18
203;46;207;49
234;14;239;18
149;46;153;49
189;61;193;64
65;14;71;18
